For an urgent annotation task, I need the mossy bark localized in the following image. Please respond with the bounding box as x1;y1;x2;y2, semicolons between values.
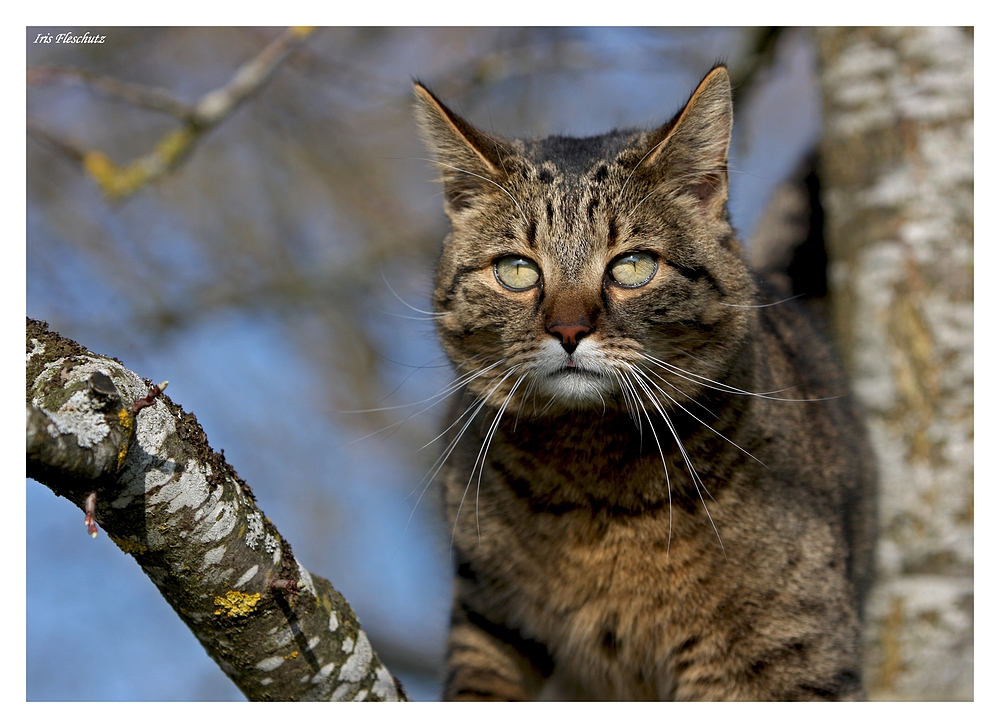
26;318;407;702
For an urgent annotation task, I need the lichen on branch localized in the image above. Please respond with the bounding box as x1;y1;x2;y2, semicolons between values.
25;317;406;702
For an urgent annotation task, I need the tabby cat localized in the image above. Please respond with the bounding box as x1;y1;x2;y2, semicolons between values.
414;66;877;701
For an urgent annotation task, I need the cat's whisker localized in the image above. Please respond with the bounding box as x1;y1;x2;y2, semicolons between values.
726;165;769;182
512;375;539;431
380;268;444;318
613;369;640;425
451;369;520;551
620;368;672;551
418;157;529;226
641;354;722;421
628;367;725;557
341;355;490;416
380;312;445;322
419;362;514;451
401;364;515;510
401;363;518;543
614;132;673;207
651;343;784;415
631;370;724;504
641;352;837;402
342;361;506;453
623;167;727;221
536;391;560;417
636;366;769;470
611;370;642;436
472;372;528;545
610;371;627;416
485;107;512;180
372;356;456;408
719;294;804;309
626;186;664;222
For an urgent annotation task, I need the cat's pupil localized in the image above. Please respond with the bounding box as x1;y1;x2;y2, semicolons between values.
609;252;657;287
495;256;540;291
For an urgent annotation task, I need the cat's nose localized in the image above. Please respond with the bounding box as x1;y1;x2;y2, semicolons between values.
548;323;592;355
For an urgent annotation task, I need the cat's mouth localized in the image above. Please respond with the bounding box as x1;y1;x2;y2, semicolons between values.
552;363;602;378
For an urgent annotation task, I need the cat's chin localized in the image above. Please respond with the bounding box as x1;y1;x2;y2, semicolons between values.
534;368;613;409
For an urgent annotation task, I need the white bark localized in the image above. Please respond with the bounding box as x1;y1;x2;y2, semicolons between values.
817;27;973;700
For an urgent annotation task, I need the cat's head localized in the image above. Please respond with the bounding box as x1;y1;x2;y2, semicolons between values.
415;66;755;415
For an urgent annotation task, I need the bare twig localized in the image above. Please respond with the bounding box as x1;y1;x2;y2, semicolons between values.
25;119;87;163
190;26;314;128
26;27;316;201
27;65;195;120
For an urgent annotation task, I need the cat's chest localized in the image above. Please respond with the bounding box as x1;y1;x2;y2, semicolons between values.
448;413;727;606
468;503;715;699
445;412;734;695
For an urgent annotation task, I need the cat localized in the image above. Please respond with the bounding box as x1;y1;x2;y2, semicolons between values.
413;65;877;701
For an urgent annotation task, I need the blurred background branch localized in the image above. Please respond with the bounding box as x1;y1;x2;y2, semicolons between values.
27;26;315;200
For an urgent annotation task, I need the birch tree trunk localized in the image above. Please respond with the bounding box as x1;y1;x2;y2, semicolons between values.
816;26;973;700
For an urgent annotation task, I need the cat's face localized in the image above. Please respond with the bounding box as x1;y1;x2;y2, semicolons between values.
417;68;755;415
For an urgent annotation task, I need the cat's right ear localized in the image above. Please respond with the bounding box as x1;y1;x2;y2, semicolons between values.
638;66;733;217
413;82;507;213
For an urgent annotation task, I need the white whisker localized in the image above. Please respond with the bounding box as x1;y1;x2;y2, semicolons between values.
620;368;672;551
641;352;838;402
628;367;724;556
471;372;527;544
380;268;442;318
417;157;528;226
635;366;769;470
399;365;517;546
615;131;673;207
340;361;506;452
450;369;520;550
719;294;804;309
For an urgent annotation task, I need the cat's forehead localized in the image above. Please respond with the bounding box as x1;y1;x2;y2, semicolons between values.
517;130;640;180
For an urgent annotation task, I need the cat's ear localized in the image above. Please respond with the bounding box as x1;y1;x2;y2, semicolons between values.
413;82;508;213
640;65;733;215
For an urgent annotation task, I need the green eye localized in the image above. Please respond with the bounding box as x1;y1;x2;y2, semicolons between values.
495;256;541;291
609;252;657;287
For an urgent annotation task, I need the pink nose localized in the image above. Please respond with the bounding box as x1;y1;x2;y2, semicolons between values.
547;323;592;355
548;323;590;345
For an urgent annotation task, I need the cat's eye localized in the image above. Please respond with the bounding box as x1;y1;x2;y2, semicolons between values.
495;256;541;291
609;252;657;288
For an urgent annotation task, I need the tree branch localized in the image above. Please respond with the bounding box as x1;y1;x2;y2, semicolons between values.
25;317;407;702
27;65;196;120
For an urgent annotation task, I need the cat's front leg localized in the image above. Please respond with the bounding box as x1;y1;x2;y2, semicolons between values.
668;627;865;701
443;584;554;701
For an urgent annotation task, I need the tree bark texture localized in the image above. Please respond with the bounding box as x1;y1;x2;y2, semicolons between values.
816;27;973;700
26;318;407;702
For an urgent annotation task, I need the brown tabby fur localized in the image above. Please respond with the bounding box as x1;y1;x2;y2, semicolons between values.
414;66;877;701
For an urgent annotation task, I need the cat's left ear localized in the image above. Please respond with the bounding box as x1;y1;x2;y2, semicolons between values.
640;65;733;215
413;82;510;215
